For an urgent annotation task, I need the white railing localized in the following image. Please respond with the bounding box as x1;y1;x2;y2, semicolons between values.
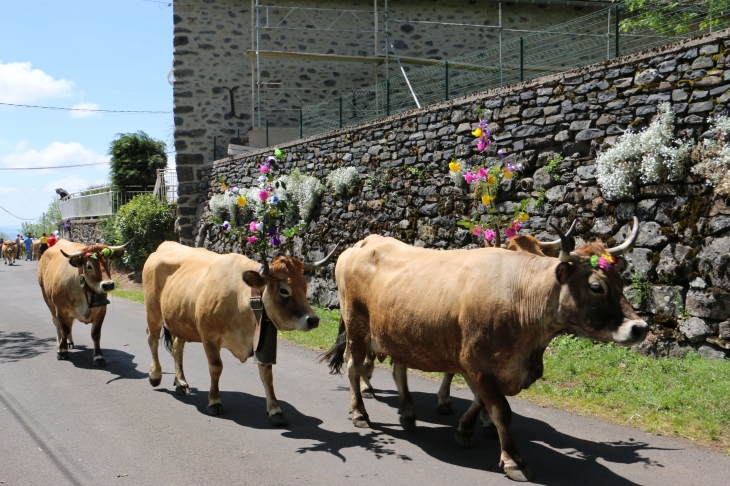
154;168;178;203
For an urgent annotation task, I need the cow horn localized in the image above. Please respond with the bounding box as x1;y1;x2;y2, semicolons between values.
106;241;130;252
549;222;578;263
259;252;270;277
607;216;639;256
60;249;84;259
539;219;577;250
303;243;340;272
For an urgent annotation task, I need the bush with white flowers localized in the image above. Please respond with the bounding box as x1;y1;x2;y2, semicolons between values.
326;166;360;195
691;116;730;196
596;103;692;200
280;169;325;221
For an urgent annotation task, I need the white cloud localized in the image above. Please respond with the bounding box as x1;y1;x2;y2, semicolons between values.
0;141;108;172
0;186;19;194
0;61;74;103
69;102;100;118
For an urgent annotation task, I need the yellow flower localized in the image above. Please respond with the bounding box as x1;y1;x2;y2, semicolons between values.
449;161;461;173
237;195;247;207
501;167;514;179
472;127;483;138
518;213;529;222
481;194;494;205
486;175;496;185
221;184;229;192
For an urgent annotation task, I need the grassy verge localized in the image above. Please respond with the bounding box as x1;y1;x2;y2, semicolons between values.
110;290;729;452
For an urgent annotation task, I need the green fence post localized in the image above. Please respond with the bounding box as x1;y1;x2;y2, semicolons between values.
386;79;390;116
615;6;620;58
519;37;524;82
266;119;269;147
445;61;449;101
299;109;303;138
339;97;343;128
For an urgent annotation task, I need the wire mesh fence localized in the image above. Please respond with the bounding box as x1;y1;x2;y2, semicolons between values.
301;4;730;138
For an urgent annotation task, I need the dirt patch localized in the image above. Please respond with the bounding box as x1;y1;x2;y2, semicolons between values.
112;268;144;291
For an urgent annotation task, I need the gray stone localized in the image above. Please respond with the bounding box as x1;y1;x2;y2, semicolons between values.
649;285;686;316
575;129;605;141
686;289;730;320
591;216;614;235
691;56;715;70
545;185;567;202
367;145;382;155
533;167;556;189
576;165;596;180
672;89;688;102
597;90;617;103
615;202;636;222
636;105;657;116
719;321;730;340
709;215;730;234
555;130;570;142
636;222;668;248
637;199;659;220
698;237;730;283
690;277;708;290
688;101;715;114
569;120;592;131
456;123;472;134
658;60;677;73
418;203;439;217
690;90;709;101
698;343;728;359
634;69;659;86
700;44;720;55
513;125;539;138
680;317;711;343
625;248;654;275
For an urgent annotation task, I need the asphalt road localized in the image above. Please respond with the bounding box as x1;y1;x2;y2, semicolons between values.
1;259;728;486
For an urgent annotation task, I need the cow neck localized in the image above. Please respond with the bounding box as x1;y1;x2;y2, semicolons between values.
249;285;267;327
76;263;97;308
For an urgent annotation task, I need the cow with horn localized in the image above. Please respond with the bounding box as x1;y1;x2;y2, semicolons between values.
142;241;338;423
327;217;645;482
37;240;128;365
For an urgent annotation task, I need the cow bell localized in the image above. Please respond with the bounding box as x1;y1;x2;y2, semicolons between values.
89;292;111;308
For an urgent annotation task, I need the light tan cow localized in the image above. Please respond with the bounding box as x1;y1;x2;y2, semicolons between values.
38;240;126;364
142;241;336;424
3;241;17;265
32;239;41;260
328;218;644;482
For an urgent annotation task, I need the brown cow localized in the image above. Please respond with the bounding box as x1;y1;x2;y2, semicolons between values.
3;241;17;265
38;240;127;364
328;218;645;482
32;239;41;260
142;241;336;423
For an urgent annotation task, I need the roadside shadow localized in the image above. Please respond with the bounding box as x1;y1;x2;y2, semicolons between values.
0;331;55;363
155;387;412;463
67;345;148;383
371;390;668;486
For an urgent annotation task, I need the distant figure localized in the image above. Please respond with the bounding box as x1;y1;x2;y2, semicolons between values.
40;233;49;256
15;234;23;259
56;188;69;199
24;234;32;261
47;233;57;248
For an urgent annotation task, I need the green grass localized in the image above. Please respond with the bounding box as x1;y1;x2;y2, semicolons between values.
110;290;730;452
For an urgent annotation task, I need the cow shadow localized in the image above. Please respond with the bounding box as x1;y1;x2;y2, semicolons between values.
369;389;669;486
66;345;148;383
0;331;55;363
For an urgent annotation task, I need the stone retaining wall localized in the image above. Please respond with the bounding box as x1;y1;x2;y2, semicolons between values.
61;219;109;245
190;29;730;359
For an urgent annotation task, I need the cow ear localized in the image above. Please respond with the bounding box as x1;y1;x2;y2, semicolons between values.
110;249;125;261
614;256;627;272
67;256;83;268
242;270;266;288
555;262;574;285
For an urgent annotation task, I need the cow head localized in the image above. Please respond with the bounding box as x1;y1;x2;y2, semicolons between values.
60;243;127;294
242;245;339;332
551;217;648;345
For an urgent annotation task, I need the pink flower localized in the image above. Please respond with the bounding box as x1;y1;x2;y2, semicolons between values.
477;139;487;152
258;190;269;201
472;225;484;236
464;172;478;184
477;167;489;179
598;257;611;271
249;221;257;232
512;221;521;232
505;228;516;239
484;229;496;242
260;165;270;173
247;236;258;246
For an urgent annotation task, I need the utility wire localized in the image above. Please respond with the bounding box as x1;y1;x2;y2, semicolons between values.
0;102;171;114
0;205;38;221
0;162;109;171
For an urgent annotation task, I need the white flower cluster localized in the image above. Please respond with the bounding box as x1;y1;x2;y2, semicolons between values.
209;192;238;219
596;103;692;199
692;116;730;196
280;169;324;221
326;167;360;195
714;115;730;136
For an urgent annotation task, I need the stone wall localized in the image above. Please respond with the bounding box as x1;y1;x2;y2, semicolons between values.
192;29;730;359
61;219;109;245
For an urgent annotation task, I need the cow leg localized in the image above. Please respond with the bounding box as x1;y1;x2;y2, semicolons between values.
90;307;107;367
257;364;288;426
437;373;456;415
360;348;375;399
454;375;483;448
146;326;163;387
172;337;190;395
53;316;72;361
66;331;75;349
347;339;370;428
393;362;417;433
202;341;225;416
475;374;532;482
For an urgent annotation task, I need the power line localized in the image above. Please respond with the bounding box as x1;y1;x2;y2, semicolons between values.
0;102;171;114
0;162;109;171
0;205;38;221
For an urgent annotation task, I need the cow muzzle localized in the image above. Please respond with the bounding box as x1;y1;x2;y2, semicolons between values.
297;314;320;331
101;281;115;292
613;319;649;345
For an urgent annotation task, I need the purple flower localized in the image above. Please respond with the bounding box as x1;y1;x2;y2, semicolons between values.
221;221;231;233
266;227;277;237
271;236;281;246
266;156;277;165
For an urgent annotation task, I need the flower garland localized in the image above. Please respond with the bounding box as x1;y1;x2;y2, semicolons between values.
590;253;615;271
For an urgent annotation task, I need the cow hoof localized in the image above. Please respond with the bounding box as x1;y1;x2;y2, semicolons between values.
93;357;107;367
56;352;69;361
400;416;417;434
175;384;191;395
454;429;475;449
503;463;533;482
484;424;499;439
352;414;370;428
207;403;225;416
361;389;375;399
436;403;455;415
67;342;75;349
268;412;289;427
149;376;161;387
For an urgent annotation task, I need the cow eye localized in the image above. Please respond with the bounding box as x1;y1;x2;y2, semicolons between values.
589;282;605;294
279;288;290;297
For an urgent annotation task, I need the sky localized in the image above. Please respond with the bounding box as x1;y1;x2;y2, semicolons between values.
0;0;174;233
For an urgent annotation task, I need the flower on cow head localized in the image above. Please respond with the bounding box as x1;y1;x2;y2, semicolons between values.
590;253;615;271
101;248;112;257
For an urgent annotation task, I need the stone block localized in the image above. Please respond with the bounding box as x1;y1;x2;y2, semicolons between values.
636;221;668;248
658;60;677;73
576;165;597;180
176;153;205;165
634;69;659;85
691;56;715;70
615;202;636;222
591;216;614;235
596;114;615;126
719;321;730;340
686;289;730;320
513;125;539;138
456;123;471;134
597;90;617;103
649;285;686;316
575;129;604;141
698;343;728;359
697;236;730;281
545;185;567;202
554;130;570;142
569;120;592;131
699;44;719;55
709;215;730;235
177;166;195;182
613;77;633;88
636;105;657;116
694;76;723;88
680;317;711;343
523;107;543;118
637;199;659;220
670;89;688;101
625;247;654;275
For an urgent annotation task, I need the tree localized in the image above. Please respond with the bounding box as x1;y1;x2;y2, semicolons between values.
19;199;62;236
108;131;167;191
620;0;730;35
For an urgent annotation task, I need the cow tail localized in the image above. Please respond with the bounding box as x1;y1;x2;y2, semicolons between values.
319;317;347;375
162;327;173;356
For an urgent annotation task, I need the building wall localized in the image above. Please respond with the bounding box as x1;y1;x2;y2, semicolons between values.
191;30;730;358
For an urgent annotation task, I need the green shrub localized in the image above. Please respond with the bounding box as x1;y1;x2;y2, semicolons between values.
106;194;175;269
